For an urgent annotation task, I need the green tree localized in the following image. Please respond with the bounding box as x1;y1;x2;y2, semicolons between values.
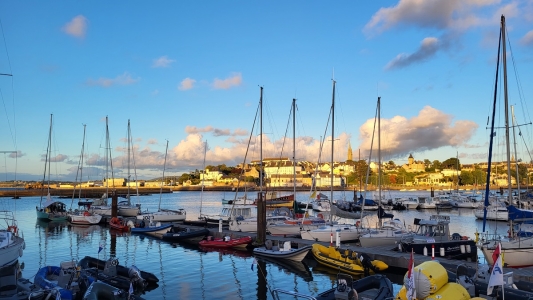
432;160;441;171
441;157;460;169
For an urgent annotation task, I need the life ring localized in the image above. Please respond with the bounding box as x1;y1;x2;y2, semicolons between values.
143;216;150;221
317;214;324;219
110;217;119;224
7;225;17;234
83;211;90;216
110;259;118;266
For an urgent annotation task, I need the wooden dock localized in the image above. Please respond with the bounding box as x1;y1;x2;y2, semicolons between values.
174;225;533;285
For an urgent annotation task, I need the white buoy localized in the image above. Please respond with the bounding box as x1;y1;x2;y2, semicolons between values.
219;218;222;233
460;245;466;253
466;244;471;253
440;247;445;257
423;246;428;256
335;229;341;247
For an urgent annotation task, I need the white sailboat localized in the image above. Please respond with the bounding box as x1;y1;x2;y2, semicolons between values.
136;140;186;222
68;124;103;225
117;119;141;217
36;114;68;221
300;80;363;243
360;97;411;247
478;15;533;268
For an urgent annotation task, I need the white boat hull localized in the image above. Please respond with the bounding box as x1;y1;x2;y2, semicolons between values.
136;210;186;222
474;209;508;221
300;225;361;242
480;238;533;267
69;214;103;225
267;223;323;236
359;230;408;248
0;232;24;267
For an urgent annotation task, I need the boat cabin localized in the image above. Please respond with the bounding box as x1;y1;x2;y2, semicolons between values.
413;215;452;242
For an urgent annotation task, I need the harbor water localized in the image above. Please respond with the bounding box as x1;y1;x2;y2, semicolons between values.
1;190;510;299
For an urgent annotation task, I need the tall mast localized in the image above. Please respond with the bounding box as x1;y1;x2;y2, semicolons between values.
501;15;513;205
330;80;336;202
159;140;168;211
127;119;131;200
292;98;296;201
105;116;109;201
79;124;86;200
199;141;207;218
260;87;263;193
378;96;382;227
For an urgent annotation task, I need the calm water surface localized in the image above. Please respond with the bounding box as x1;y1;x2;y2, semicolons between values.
1;190;510;299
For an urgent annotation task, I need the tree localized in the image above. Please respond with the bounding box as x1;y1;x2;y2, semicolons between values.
441;157;460;169
430;160;441;172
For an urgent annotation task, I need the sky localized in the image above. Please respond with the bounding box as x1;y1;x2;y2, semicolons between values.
1;0;533;182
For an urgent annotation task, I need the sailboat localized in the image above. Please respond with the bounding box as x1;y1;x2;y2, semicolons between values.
300;80;363;242
359;97;411;247
478;15;533;268
36;114;68;221
229;93;296;233
116;119;141;217
136;140;186;222
267;98;327;236
68;124;103;225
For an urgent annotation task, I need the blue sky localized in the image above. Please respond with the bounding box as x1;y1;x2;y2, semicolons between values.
1;1;533;182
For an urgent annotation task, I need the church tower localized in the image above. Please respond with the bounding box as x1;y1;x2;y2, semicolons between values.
347;142;353;161
408;153;414;165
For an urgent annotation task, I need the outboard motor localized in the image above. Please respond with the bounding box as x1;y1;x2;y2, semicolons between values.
128;265;146;286
103;257;118;276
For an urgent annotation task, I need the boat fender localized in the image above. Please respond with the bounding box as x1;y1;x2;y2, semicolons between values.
462;236;469;240
143;216;150;221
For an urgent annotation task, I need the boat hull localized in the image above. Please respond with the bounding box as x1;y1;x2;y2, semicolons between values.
401;240;477;261
300;225;361;242
480;238;533;267
136;210;186;222
0;232;24;267
253;245;311;262
199;236;252;249
69;214;102;225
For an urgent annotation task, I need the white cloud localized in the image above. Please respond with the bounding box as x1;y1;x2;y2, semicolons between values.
62;15;88;38
152;56;176;68
178;78;196;91
86;72;140;87
521;30;533;45
364;0;500;35
213;73;242;90
358;106;478;158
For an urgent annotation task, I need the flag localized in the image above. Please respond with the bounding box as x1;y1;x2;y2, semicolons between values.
310;191;317;199
98;242;105;253
129;282;134;295
251;258;257;271
491;242;500;265
487;243;504;294
406;249;416;300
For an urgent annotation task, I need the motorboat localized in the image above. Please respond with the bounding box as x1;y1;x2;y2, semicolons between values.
253;241;311;262
0;211;25;267
199;235;252;249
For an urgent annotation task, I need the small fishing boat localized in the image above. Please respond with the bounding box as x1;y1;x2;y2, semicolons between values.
399;215;477;261
109;216;129;231
311;244;388;276
161;226;209;243
198;235;252;249
253;241;311;262
127;219;173;236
